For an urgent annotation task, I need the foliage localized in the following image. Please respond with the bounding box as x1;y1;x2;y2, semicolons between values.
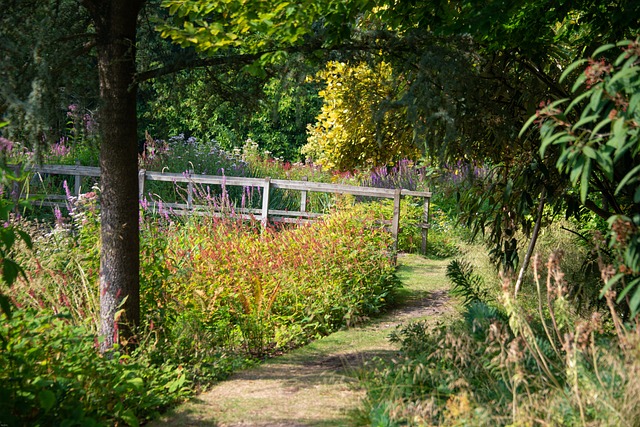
355;1;638;281
7;178;402;421
158;0;369;58
359;159;430;192
357;252;640;426
525;40;640;315
0;122;32;320
139;206;401;355
0;309;191;427
303;61;420;170
0;0;98;149
139;64;322;161
10;190;101;330
446;259;490;308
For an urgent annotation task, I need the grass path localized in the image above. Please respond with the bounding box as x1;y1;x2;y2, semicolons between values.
150;254;452;427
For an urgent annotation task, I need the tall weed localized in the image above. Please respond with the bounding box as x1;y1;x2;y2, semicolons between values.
357;251;640;426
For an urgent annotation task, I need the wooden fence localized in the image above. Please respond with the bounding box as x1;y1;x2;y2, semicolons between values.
22;164;433;254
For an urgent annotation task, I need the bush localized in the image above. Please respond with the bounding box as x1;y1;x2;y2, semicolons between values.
140;206;402;357
0;309;190;427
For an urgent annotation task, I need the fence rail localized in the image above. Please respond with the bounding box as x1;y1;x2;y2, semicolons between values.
21;164;432;254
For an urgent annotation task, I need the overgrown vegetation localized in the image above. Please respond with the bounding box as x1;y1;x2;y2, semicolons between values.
1;1;638;424
357;242;640;426
354;42;640;426
2;151;415;425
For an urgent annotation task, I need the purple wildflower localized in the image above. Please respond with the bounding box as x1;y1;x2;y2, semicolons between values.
54;206;64;227
0;137;14;153
63;180;75;214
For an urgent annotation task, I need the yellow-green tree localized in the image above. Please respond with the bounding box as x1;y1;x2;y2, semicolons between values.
303;61;419;171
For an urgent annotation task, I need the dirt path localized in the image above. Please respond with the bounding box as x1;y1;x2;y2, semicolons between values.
150;254;452;427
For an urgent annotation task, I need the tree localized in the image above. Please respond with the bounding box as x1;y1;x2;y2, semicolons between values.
79;0;145;350
525;40;640;314
1;0;144;350
360;0;640;277
0;0;98;149
303;60;419;170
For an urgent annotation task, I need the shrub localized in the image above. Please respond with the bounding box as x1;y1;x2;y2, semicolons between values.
141;206;401;356
0;309;190;427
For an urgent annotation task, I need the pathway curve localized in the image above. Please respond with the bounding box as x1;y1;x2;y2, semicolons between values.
150;254;452;427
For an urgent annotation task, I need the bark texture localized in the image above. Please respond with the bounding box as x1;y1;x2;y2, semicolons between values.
81;0;144;351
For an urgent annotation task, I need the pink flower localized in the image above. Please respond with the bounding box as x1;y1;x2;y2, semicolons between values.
0;137;13;153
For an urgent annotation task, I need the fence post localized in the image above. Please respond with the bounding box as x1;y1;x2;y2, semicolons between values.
9;162;22;214
138;169;146;200
391;188;401;258
187;168;194;210
74;160;81;195
421;190;431;255
300;176;308;213
261;177;271;228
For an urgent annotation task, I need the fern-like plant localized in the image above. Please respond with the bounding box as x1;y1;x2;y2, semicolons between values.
446;259;489;308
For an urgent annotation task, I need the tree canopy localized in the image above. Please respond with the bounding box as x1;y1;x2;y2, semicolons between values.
303;60;419;170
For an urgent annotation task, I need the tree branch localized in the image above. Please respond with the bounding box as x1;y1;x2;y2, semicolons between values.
135;37;384;84
583;199;616;220
135;53;262;83
514;56;570;99
515;189;546;297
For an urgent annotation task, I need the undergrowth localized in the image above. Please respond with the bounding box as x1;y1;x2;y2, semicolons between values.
356;248;640;426
2;189;401;426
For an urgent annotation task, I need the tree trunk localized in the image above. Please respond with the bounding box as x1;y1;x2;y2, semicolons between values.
81;0;144;351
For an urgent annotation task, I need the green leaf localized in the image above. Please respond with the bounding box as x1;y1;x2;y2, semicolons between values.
608;65;639;87
17;230;32;249
127;377;144;391
600;272;625;297
591;117;612;136
615;164;640;195
627;278;640;316
592;43;616;57
168;373;186;393
540;132;573;156
38;390;56;411
580;157;592;202
627;93;640;114
0;294;12;319
572;114;599;131
2;258;22;286
119;409;140;427
565;90;592;114
618;275;639;300
519;113;537;137
582;145;597;159
572;73;587;92
589;88;603;112
569;156;584;183
560;59;587;83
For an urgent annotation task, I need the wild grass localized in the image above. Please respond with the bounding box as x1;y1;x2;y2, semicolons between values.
356;225;640;426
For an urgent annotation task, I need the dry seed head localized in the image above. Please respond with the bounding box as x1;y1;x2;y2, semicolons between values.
574;320;592;352
506;336;526;364
600;263;617;283
563;331;575;354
